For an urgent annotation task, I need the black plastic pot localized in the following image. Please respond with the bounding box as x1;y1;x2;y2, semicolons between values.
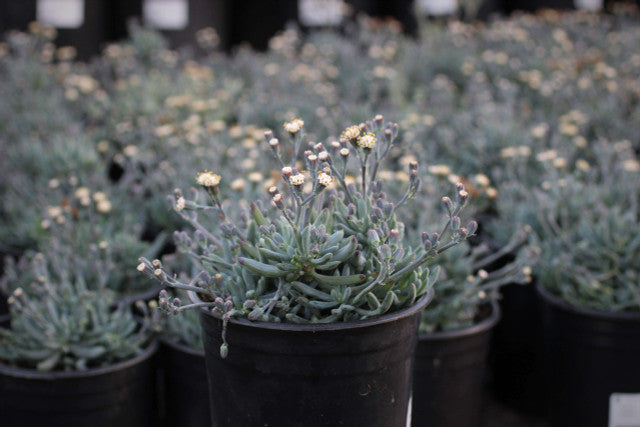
0;313;9;327
194;289;433;427
113;0;232;51
0;341;159;427
412;301;500;427
229;0;297;51
346;0;418;36
0;0;113;60
159;336;209;427
537;283;640;427
488;282;546;415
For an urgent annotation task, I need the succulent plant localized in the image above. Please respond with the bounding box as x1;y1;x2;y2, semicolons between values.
532;142;640;311
1;180;163;303
0;252;158;371
138;115;475;356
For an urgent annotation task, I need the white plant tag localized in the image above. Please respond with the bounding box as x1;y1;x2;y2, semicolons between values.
610;393;640;427
574;0;603;11
298;0;344;26
36;0;84;29
416;0;458;16
143;0;189;30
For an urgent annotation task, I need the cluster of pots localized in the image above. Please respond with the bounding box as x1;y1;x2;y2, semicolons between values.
1;274;638;427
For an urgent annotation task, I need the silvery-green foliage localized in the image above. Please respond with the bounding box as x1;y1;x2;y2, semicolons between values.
394;169;535;332
1;181;163;299
532;142;640;311
139;116;475;356
0;253;157;371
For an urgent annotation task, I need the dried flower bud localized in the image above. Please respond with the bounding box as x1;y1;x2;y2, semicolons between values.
318;151;329;162
466;221;478;235
374;114;383;124
281;166;293;177
451;216;461;230
269;138;279;148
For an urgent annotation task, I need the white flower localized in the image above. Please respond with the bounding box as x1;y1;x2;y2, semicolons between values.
341;125;361;141
248;172;264;183
357;133;376;149
196;171;221;187
289;173;305;186
96;200;112;213
428;164;451;177
230;178;245;191
536;150;558;162
175;197;186;211
283;118;304;134
74;187;90;200
339;148;350;157
317;172;333;187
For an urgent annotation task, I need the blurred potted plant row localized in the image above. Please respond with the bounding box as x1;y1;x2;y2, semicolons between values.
0;5;639;427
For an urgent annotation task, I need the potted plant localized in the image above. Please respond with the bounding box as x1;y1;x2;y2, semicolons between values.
531;142;640;427
159;288;210;427
0;251;159;427
1;180;165;308
138;115;476;426
393;169;536;427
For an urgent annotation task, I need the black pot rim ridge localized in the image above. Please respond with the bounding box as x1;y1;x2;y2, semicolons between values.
190;287;434;331
0;340;158;380
419;299;501;341
535;281;640;323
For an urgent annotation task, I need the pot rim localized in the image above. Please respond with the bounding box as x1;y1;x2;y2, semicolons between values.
535;281;640;322
160;334;205;358
0;340;158;380
418;298;501;341
190;287;434;332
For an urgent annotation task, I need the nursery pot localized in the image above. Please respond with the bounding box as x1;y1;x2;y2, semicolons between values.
0;0;113;60
412;301;500;427
194;289;433;427
0;341;159;427
488;282;545;415
159;336;209;427
537;282;640;427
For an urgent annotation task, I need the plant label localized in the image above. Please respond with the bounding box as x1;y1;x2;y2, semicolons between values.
143;0;189;30
416;0;458;16
36;0;84;29
574;0;603;11
609;393;640;427
298;0;344;27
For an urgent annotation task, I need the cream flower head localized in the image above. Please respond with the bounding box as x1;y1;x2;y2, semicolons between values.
357;133;377;149
284;118;304;134
197;171;221;187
